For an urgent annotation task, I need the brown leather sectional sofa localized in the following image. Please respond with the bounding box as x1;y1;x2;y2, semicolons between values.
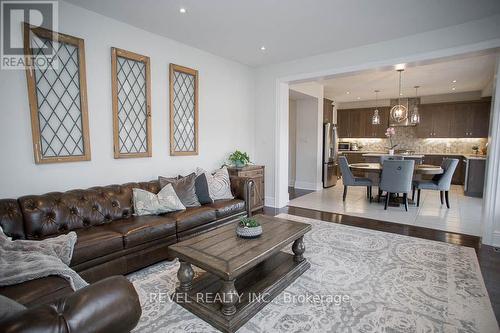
0;175;253;331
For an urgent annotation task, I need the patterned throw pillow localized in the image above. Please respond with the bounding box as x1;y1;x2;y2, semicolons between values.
133;184;185;216
158;173;201;207
196;166;234;201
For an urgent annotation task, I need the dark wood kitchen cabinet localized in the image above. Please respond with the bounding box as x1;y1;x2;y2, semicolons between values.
337;107;388;138
323;98;333;123
451;101;490;137
416;100;490;138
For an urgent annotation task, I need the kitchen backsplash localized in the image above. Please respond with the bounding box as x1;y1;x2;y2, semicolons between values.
340;126;488;154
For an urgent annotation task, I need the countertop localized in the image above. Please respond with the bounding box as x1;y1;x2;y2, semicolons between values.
339;151;487;160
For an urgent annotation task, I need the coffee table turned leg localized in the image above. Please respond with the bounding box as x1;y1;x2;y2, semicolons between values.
292;236;305;262
219;279;238;316
177;260;194;292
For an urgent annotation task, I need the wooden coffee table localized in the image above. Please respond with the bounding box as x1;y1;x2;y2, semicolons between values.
168;214;311;333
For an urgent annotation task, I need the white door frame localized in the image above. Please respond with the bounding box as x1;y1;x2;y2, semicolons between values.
274;41;500;246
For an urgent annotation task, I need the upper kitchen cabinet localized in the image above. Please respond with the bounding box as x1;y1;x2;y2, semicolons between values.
337;107;388;138
323;98;333;123
416;100;490;138
451;100;490;138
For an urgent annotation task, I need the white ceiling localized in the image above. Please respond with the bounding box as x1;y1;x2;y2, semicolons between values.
320;54;497;102
64;0;500;67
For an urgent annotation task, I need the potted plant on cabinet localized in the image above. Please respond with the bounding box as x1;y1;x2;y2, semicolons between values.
228;150;251;168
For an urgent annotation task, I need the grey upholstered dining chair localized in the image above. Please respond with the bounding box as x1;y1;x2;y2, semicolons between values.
338;156;373;202
379;160;415;211
377;155;403;200
412;158;458;208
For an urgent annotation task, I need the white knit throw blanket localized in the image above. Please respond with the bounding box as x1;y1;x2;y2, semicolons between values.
0;227;88;290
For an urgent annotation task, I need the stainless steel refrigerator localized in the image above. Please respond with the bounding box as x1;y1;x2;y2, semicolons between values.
323;123;338;188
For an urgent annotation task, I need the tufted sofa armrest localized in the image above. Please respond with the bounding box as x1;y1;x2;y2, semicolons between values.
0;199;25;240
0;276;141;333
230;176;255;217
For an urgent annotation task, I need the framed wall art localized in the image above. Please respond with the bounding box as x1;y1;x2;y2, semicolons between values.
169;64;198;156
24;23;91;164
111;47;152;158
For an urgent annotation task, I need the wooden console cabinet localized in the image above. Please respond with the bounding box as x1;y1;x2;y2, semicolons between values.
228;165;265;212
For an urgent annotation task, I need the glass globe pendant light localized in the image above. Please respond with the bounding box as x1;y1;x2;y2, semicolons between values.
372;90;380;125
390;69;408;123
410;85;420;124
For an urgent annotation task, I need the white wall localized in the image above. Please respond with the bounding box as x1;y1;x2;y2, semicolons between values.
294;98;323;191
254;14;500;208
0;1;255;197
288;99;297;186
483;56;500;247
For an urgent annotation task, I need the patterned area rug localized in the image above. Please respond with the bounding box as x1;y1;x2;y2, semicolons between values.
128;214;498;332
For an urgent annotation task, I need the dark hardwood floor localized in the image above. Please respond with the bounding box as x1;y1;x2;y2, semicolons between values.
288;187;314;200
261;205;500;322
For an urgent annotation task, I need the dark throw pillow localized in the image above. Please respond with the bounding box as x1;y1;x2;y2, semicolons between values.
195;172;213;205
158;173;201;207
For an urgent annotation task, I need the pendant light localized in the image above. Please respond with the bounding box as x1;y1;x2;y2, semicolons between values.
410;85;420;124
390;69;408;123
372;90;380;125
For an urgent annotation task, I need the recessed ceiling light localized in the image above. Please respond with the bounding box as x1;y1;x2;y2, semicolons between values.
260;46;266;51
346;91;350;95
179;7;187;13
452;80;457;83
394;63;406;71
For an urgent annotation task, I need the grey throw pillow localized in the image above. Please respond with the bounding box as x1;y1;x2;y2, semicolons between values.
196;166;234;201
158;173;201;207
133;184;185;216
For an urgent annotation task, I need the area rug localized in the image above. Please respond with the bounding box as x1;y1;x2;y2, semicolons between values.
128;214;498;332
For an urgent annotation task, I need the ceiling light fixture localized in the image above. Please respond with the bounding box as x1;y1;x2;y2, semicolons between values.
452;87;456;91
357;96;361;100
346;91;350;95
372;90;381;125
452;80;457;83
260;46;266;51
390;69;408;123
410;86;420;124
179;7;187;13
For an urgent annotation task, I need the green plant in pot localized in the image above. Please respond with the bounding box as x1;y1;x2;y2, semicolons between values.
228;150;251;168
236;217;262;239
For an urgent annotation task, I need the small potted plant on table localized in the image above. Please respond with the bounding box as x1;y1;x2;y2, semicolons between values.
228;150;251;168
236;217;262;239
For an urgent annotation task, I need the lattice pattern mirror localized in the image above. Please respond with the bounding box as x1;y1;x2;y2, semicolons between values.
169;64;198;156
111;48;152;158
23;24;90;164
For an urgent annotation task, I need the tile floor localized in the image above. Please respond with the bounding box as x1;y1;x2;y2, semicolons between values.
288;181;484;236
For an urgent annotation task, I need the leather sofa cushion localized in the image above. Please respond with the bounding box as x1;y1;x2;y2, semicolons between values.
208;199;245;218
166;206;216;233
0;199;25;240
71;228;124;265
0;276;72;307
105;216;176;249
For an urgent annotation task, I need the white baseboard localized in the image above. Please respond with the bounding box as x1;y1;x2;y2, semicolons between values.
294;181;322;191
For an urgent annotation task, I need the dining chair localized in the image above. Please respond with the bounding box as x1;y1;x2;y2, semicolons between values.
412;158;458;208
338;156;373;202
377;156;403;200
379;160;415;211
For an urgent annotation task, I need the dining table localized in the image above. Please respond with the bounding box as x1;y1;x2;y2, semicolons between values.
348;162;444;207
349;162;444;175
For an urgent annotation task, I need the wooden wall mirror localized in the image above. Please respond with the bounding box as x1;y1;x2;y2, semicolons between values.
24;23;91;164
169;64;198;156
111;47;152;158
